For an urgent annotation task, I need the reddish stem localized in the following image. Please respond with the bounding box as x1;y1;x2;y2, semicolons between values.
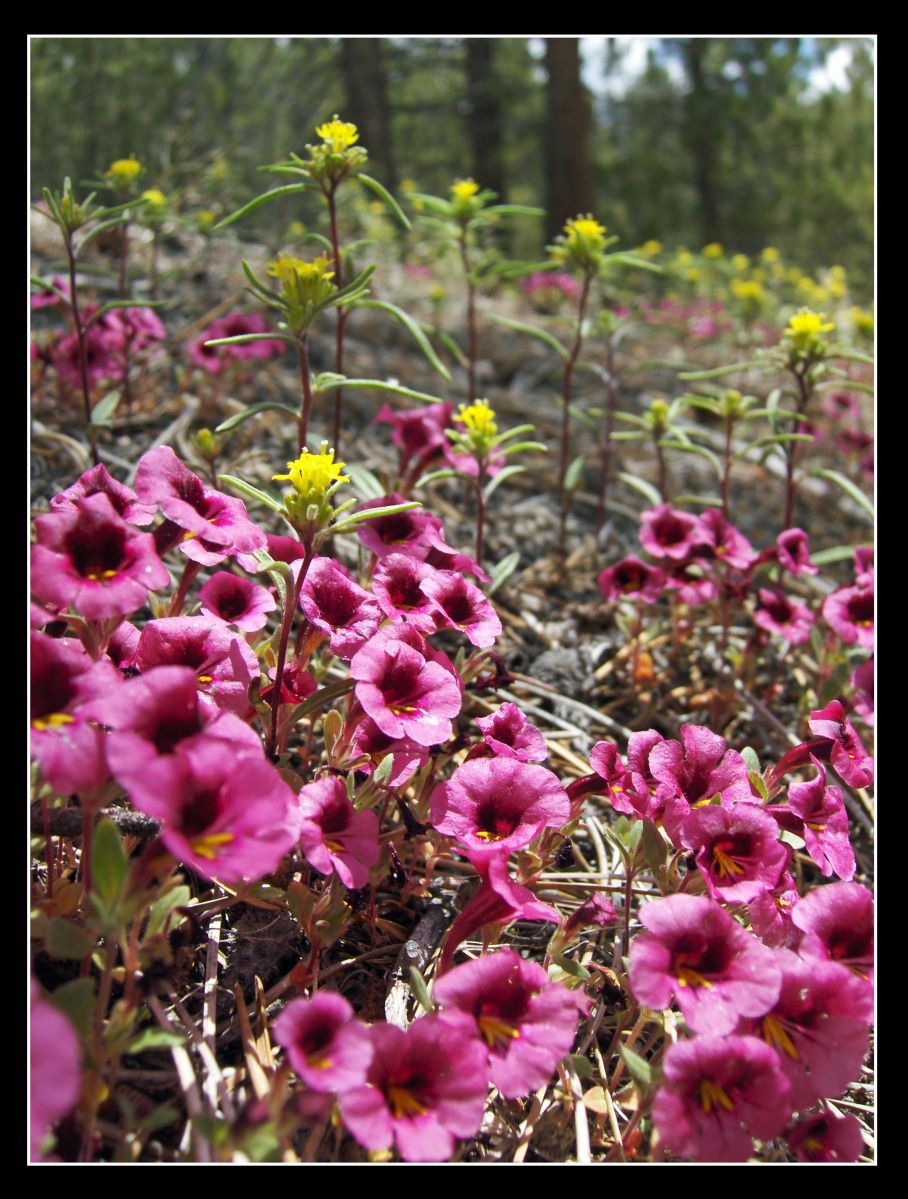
558;271;593;556
65;236;99;465
266;546;315;761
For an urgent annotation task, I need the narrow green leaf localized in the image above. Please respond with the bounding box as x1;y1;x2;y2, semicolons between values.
569;405;599;433
565;455;586;491
90;390;122;427
488;551;520;596
240;259;279;303
678;361;768;381
75;215;129;252
409;192;453;216
748;433;816;448
500;440;547;458
827;346;874;366
682;395;722;415
358;173;412;230
435;328;469;369
810;544;861;567
204;332;295;348
813;469;874;520
482;203;545;218
213;185;312;231
127;1028;184;1054
620;1045;655;1088
145;884;191;938
217;473;285;513
412;467;461;488
616;472;662;506
298;231;334;252
603;251;663;273
483;463;526;502
658;439;722;476
552;955;592;980
409;966;436;1013
215;402;299;435
749;771;769;802
352;299;451;380
30;276;71;305
330;501;422;535
314;376;446;405
488;311;569;360
92;818;128;907
610;430;646;442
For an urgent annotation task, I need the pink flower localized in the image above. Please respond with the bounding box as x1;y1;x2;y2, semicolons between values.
274;993;373;1092
431;758;569;854
640;504;703;561
50;315;120;388
31;493;170;622
188;312;284;374
130;740;300;883
652;1035;792;1162
438;851;560;974
433;950;587;1097
787;1111;865;1162
30;632;120;794
50;463;157;526
808;699;874;788
420;570;502;647
371;553;440;633
476;703;547;762
742;951;871;1111
94;665;262;799
30;980;81;1161
747;873;801;950
598;556;666;604
696;510;758;571
297;776;380;889
31;275;69;308
776;527;818;576
851;658;874;727
134;446;266;560
822;579;874;650
664;564;718;607
562;892;619;936
199;572;277;632
299;557;382;659
339;1014;488;1162
791;882;874;985
265;533;306;564
350;627;462;747
680;803;789;904
348;717;429;788
770;757;855;881
375;402;454;474
628;895;782;1035
356;494;442;559
132;616;259;717
753;587;814;645
649;724;752;845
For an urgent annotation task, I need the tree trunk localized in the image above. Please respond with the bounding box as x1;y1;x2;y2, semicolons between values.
464;39;506;199
341;38;396;189
681;39;722;245
544;38;595;240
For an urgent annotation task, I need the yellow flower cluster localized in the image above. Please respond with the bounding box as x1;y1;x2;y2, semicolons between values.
458;400;497;439
273;442;349;498
315;116;359;153
639;239;663;257
106;157;143;185
786;310;835;340
703;242;724;258
141;188;167;211
268;254;336;315
451;179;480;202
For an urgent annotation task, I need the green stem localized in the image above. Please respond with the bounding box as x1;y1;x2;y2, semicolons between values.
474;464;486;568
65;235;99;466
784;365;811;529
459;233;477;404
266;545;315;762
327;186;346;452
297;335;313;452
596;335;619;532
559;271;593;555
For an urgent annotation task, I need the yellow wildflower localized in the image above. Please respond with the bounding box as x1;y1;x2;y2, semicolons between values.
198;209;217;229
639;239;663;257
703;242;723;258
732;253;750;272
268;254;336;319
561;215;608;270
106;156;143;186
786;267;803;285
451;179;480;202
458;400;497;439
141;188;167;210
273;442;349;498
565;216;606;243
315;115;359;153
850;306;874;337
785;309;835;354
761;246;780;263
675;249;694;267
399;178;417;193
288;220;306;239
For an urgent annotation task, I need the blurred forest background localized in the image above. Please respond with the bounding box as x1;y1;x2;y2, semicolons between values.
30;36;875;292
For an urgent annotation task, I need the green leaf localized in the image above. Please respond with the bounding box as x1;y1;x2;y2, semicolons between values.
217;473;285;513
482;203;545;218
682;394;722;416
487;551;520;596
371;753;394;788
92;818;128;907
740;746;761;774
140;1104;181;1134
658;439;722;477
551;954;591;980
409;191;454;216
213;184;313;231
351;299;451;380
603;251;663;273
616;471;662;507
48;977;96;1041
127;1028;184;1054
569;405;600;434
810;544;860;567
204;332;295;348
409;966;435;1013
747;433;816;448
487;311;568;360
678;361;768;381
240;259;280;304
75;214;128;252
500;440;547;458
620;1045;655;1088
813;469;874;521
145;884;191;938
312;374;446;406
330;501;422;536
45;917;96;960
214;402;300;435
827;346;874;366
483;463;526;502
344;462;386;500
90;390;123;427
749;771;769;802
358;173;412;230
569;1053;596;1079
30;276;71;305
641;820;668;876
565;455;586;491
